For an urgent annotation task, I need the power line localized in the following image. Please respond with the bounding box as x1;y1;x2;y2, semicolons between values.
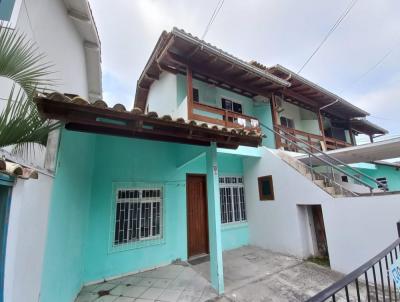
297;0;359;74
201;0;225;40
340;40;400;94
23;0;37;42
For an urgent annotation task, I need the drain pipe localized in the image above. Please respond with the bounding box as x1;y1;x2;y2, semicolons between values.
319;99;340;111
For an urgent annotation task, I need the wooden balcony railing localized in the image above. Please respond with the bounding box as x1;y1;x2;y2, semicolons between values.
325;136;352;151
275;125;352;153
189;102;261;132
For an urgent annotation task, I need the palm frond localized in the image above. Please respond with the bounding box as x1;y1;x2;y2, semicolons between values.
0;86;60;157
0;23;54;98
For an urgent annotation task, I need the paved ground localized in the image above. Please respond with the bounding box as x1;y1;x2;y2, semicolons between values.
193;246;344;301
75;246;344;302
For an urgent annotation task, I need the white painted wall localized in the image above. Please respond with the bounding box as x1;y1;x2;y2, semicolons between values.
4;173;53;302
1;1;100;302
323;195;400;274
243;147;330;258
244;147;400;275
147;72;181;118
0;0;93;169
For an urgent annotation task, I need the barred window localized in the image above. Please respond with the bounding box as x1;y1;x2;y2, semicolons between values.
114;188;162;246
219;176;246;224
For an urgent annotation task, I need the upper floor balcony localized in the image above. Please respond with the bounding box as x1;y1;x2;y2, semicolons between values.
185;69;261;133
272;95;354;153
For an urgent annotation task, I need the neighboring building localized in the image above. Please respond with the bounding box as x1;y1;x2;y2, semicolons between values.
0;1;101;302
340;161;400;192
32;28;400;302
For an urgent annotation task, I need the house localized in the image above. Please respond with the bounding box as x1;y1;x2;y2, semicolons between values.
33;28;400;302
0;1;101;302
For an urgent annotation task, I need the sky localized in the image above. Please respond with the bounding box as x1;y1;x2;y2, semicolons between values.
89;0;400;141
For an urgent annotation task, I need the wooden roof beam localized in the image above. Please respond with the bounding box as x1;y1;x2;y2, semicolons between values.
165;51;274;97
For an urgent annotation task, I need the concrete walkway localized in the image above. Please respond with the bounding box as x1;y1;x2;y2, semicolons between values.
75;246;343;302
192;246;343;302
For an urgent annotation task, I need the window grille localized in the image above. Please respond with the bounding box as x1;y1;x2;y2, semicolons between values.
110;183;164;251
219;176;246;224
376;177;388;190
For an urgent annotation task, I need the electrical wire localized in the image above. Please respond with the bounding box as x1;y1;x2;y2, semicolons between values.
340;40;400;95
22;0;37;42
201;0;225;40
297;0;359;74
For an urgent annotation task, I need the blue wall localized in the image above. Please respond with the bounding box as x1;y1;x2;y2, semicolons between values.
347;163;400;192
40;131;95;302
83;135;248;282
41;131;249;301
253;102;276;148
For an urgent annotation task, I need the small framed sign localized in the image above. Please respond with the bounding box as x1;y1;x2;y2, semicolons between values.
390;258;400;291
258;175;275;201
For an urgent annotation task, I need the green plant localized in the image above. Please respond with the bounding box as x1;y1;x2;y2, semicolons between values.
0;23;59;157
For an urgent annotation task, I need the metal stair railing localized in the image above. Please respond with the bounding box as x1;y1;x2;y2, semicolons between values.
306;221;400;302
260;122;388;195
269;123;388;192
300;161;358;197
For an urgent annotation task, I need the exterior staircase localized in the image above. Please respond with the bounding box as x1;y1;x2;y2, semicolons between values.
260;121;388;197
273;149;356;198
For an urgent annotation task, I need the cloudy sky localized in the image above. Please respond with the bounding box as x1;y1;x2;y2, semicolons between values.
89;0;400;139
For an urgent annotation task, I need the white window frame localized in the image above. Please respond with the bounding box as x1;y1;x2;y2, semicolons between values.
1;0;23;29
219;175;247;225
113;186;163;247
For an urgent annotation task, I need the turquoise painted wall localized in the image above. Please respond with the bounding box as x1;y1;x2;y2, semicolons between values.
40;130;96;302
253;102;276;148
347;163;400;192
176;74;255;117
221;223;248;251
41;130;250;301
81;135;248;283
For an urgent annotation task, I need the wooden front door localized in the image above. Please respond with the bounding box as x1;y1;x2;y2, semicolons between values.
186;174;209;258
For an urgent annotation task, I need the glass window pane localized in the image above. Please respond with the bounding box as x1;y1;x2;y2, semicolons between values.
233;102;242;114
220;188;226;223
239;187;246;221
226;188;233;222
233;187;240;221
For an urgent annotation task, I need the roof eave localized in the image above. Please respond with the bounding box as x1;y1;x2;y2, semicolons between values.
269;64;370;117
172;28;290;88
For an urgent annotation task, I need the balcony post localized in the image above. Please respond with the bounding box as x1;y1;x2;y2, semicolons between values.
349;128;356;146
317;109;327;151
271;93;281;149
186;66;194;120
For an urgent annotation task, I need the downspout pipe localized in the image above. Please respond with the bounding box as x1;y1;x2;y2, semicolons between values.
319;99;340;111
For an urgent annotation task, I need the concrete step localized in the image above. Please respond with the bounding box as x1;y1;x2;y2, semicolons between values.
325;186;336;195
313;179;325;187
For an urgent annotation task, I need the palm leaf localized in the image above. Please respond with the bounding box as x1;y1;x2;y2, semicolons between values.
0;22;60;158
0;23;54;98
0;87;60;157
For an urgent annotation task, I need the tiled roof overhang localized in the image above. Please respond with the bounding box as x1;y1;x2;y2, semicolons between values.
0;159;38;180
350;119;388;136
134;28;291;110
268;64;370;119
35;93;262;149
